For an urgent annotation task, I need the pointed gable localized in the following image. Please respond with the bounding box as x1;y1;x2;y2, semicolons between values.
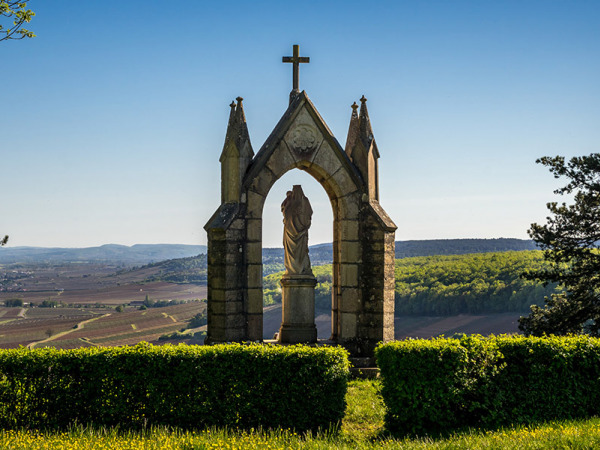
243;91;364;197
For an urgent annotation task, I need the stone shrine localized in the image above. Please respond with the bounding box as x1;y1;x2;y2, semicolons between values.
204;45;396;356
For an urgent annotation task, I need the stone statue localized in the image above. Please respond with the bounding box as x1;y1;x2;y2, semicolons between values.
281;185;313;276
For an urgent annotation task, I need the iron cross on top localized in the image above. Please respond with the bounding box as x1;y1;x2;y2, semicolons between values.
282;44;310;92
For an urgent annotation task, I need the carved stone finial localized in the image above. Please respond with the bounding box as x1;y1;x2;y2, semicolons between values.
360;95;367;104
226;100;236;130
345;100;361;156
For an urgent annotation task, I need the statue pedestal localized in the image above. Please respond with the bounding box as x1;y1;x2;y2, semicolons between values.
278;275;317;344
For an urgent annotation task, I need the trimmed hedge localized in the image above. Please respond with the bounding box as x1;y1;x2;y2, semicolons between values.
0;343;349;431
376;335;600;435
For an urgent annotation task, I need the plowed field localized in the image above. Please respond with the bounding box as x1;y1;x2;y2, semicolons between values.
0;302;206;349
262;304;521;340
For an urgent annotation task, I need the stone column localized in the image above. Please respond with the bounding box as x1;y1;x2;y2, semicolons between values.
204;209;248;344
278;275;317;343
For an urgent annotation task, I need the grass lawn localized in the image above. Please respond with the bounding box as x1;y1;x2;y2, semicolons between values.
1;380;600;449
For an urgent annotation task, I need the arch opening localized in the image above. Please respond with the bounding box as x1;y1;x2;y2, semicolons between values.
242;145;364;344
261;168;333;341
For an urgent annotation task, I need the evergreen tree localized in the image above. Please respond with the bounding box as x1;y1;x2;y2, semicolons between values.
519;154;600;335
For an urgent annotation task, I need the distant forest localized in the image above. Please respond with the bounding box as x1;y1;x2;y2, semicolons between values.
263;238;537;275
135;240;551;317
144;254;207;284
263;251;556;316
263;265;333;313
394;238;537;258
394;251;555;315
143;239;537;281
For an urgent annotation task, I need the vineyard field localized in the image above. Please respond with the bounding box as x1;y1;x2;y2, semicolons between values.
0;302;206;349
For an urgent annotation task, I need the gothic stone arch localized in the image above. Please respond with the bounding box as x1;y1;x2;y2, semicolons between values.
205;91;396;356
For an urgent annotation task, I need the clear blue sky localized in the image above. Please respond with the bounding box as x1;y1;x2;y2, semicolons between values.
2;1;599;248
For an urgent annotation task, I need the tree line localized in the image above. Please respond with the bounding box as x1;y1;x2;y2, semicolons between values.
262;251;557;316
261;239;538;275
264;265;332;313
394;251;556;315
143;254;207;284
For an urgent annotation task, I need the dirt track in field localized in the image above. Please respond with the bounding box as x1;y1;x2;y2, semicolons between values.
1;302;520;350
0;301;207;349
27;313;111;349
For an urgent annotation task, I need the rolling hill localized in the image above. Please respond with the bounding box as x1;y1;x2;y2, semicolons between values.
0;239;535;267
0;244;207;265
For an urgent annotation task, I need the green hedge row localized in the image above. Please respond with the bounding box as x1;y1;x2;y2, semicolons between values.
0;343;349;431
376;335;600;435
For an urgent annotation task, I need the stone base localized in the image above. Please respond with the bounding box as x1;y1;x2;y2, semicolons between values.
278;275;317;344
278;323;317;344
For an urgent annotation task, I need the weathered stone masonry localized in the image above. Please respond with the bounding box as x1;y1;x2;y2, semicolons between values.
205;90;396;356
